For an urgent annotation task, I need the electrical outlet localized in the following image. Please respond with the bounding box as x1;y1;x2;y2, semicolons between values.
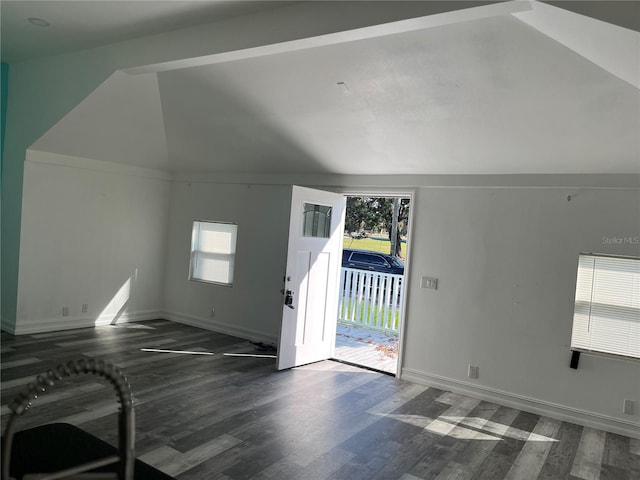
62;306;69;317
623;399;635;415
468;365;479;379
81;304;88;313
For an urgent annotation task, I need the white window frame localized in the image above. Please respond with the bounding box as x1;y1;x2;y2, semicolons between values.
570;253;640;361
189;220;237;287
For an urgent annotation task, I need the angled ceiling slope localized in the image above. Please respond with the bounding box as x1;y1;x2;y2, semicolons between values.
30;71;169;171
514;1;639;88
30;1;640;176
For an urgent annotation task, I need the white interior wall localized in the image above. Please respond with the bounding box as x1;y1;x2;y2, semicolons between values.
162;181;291;343
402;186;640;436
11;164;640;436
12;151;170;334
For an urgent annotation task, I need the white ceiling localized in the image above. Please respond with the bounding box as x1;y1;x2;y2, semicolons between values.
155;12;639;175
16;1;640;175
2;1;637;63
0;1;292;63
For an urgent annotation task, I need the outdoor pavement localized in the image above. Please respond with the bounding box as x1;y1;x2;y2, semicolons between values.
333;323;398;374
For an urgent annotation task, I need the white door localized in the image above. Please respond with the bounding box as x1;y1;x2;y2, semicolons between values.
277;186;346;370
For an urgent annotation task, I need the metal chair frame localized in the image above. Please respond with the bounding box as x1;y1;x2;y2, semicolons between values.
1;359;135;480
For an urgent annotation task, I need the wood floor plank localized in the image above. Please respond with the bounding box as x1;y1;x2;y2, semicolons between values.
536;421;584;480
503;416;561;480
399;474;425;480
246;458;302;480
285;380;422;468
140;434;244;477
1;374;45;390
1;319;637;480
55;330;152;347
378;407;481;479
0;357;41;370
434;461;471;480
603;432;631;471
81;336;177;357
440;407;521;478
570;427;607;480
294;448;356;480
598;464;630;480
1;382;107;412
433;403;514;480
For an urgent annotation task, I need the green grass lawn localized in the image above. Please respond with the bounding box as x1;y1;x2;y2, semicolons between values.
343;236;407;260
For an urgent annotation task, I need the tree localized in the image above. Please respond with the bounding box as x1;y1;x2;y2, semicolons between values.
383;197;409;257
344;197;382;237
344;196;410;257
390;198;400;258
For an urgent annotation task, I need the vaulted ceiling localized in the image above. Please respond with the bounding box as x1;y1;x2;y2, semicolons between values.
15;1;640;175
0;1;294;63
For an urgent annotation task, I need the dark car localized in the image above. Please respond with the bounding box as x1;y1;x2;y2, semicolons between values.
342;248;404;275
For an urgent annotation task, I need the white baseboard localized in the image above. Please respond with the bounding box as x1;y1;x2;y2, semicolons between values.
401;368;640;439
7;310;278;344
11;310;162;335
161;310;278;345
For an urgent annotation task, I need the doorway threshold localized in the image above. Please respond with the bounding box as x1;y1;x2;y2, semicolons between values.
333;323;398;375
329;358;395;376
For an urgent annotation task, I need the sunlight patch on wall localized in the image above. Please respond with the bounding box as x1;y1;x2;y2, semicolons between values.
96;278;131;326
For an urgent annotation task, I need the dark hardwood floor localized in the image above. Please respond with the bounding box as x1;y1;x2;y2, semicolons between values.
1;319;638;479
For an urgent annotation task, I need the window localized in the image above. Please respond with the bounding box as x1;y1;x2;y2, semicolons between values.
571;254;640;360
302;203;332;238
189;221;237;286
389;257;404;268
351;252;388;266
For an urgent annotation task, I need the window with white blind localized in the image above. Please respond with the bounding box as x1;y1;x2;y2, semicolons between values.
571;254;640;360
189;221;237;286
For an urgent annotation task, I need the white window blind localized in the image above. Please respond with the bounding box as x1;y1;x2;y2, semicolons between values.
571;254;640;359
189;221;237;286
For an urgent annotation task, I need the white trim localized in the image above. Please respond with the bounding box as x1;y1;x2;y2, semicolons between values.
25;150;171;181
396;190;416;380
400;368;640;439
161;310;278;345
170;173;640;189
12;311;162;335
332;190;415;378
125;1;532;75
23;153;640;189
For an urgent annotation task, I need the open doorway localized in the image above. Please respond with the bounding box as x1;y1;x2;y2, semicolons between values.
332;195;411;375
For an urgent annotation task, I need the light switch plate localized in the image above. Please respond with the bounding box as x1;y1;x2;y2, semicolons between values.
421;276;438;290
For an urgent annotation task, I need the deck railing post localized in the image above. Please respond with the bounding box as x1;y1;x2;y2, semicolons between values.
337;267;403;334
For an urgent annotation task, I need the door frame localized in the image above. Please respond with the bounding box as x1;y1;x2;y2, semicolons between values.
334;188;416;378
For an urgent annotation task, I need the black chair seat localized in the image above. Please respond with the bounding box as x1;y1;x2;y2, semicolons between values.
3;423;174;480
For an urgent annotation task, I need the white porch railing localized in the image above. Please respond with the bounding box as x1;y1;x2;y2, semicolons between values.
338;267;403;333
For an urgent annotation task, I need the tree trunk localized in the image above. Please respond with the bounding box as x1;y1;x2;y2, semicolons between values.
390;197;400;257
